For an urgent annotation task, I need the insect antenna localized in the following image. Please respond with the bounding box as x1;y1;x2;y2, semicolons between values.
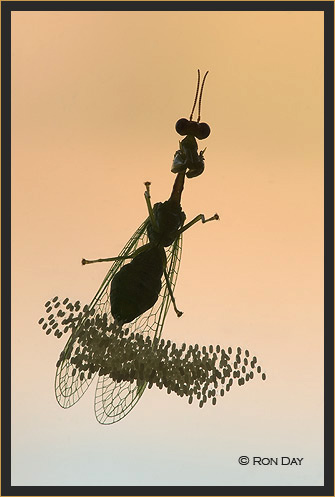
189;69;200;121
197;70;209;123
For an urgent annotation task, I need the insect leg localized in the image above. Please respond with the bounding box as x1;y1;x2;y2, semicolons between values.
163;268;183;317
144;182;159;231
177;213;219;235
82;255;134;265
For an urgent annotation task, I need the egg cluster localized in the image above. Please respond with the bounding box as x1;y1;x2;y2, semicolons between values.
39;297;266;407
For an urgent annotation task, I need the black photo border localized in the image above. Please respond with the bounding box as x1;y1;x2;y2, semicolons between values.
1;1;334;496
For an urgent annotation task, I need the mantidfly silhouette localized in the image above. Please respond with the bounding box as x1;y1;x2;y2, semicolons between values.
39;71;266;424
82;70;216;325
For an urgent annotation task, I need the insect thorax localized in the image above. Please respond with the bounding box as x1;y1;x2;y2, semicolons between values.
147;200;186;247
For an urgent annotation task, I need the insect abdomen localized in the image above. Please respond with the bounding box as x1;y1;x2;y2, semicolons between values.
110;245;164;324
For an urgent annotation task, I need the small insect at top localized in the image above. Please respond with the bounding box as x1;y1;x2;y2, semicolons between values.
171;70;210;178
175;70;211;140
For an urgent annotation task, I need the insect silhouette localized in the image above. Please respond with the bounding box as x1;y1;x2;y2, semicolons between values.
48;71;223;424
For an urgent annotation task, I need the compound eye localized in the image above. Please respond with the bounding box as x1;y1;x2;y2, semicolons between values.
175;118;189;136
195;122;211;140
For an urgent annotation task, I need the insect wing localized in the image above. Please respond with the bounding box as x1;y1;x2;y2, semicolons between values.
94;234;183;424
55;218;150;409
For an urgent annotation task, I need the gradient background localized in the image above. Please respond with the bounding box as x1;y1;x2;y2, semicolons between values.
11;10;324;486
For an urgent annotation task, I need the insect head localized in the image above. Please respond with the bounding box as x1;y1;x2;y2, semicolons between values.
172;70;210;178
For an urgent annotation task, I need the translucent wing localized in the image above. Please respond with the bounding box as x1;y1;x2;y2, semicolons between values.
94;234;182;424
54;218;183;425
55;218;150;408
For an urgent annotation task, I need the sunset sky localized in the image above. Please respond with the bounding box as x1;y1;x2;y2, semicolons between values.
11;9;324;486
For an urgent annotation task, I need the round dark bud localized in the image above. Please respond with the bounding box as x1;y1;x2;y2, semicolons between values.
195;122;210;140
175;118;189;136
